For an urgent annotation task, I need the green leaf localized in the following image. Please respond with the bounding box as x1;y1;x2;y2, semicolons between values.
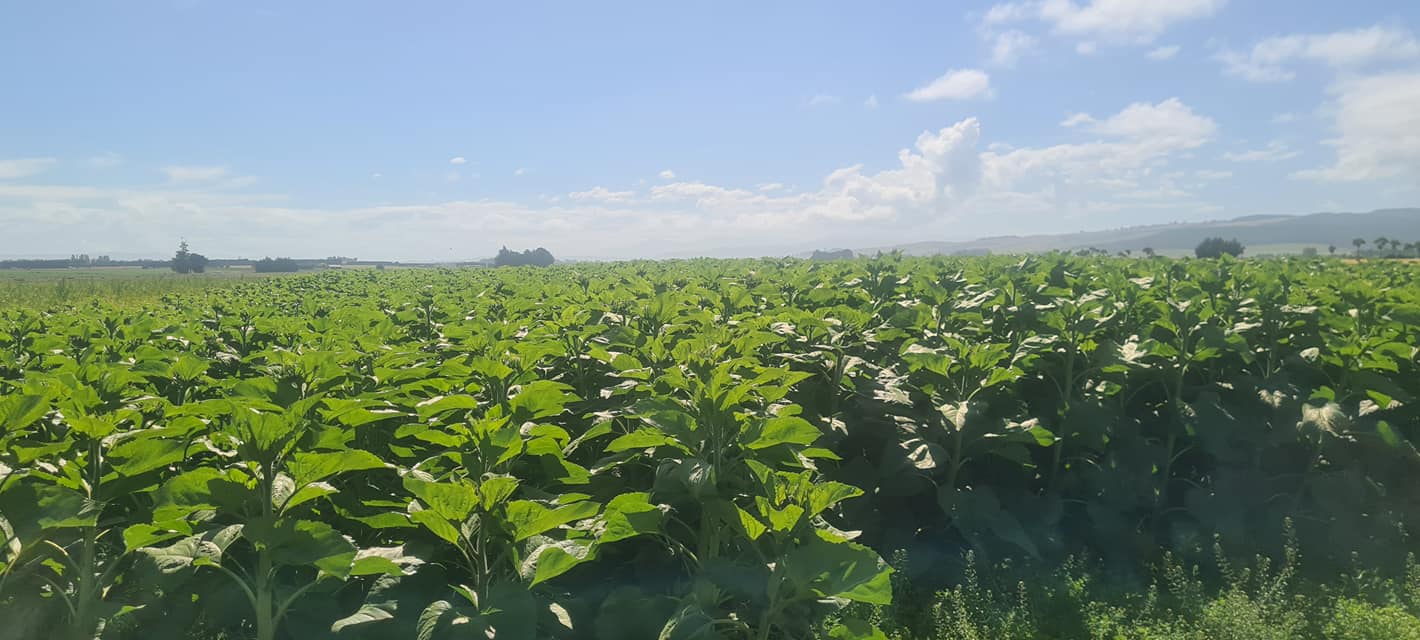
828;619;889;640
139;535;223;573
606;427;682;453
510;380;578;421
780;538;893;605
289;449;387;486
123;522;190;552
658;605;718;640
108;436;188;477
414;394;481;420
410;509;462;545
0;395;48;430
332;603;396;633
809;482;864;517
479;474;520;510
247;518;357;578
523;539;595;586
744;416;821;450
404;477;479;521
507;499;601;542
737;507;767;541
416;600;453;640
350;545;424;576
68;414;117;439
599;492;664;543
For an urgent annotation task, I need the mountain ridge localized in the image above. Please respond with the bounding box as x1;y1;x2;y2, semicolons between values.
853;208;1420;257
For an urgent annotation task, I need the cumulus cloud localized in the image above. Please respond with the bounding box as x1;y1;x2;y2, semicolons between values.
160;165;229;183
86;152;123;168
0;99;1223;259
865;95;880;109
1217;26;1420;82
1059;98;1217;147
569;186;636;202
658;169;676;180
1294;72;1420;182
905;69;994;102
989;30;1037;67
1147;45;1181;60
1223;141;1299;162
514;168;528;176
984;0;1225;45
0;158;59;180
449;156;467;165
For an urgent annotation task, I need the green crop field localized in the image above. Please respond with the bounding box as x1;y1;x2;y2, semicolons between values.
2;256;1419;640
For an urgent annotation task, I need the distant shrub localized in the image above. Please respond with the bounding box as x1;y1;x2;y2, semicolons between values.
494;246;555;267
252;257;301;273
1195;237;1245;258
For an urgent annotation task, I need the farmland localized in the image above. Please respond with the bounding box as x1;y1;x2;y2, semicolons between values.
2;255;1419;639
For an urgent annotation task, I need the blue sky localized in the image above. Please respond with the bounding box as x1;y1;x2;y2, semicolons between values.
2;1;1418;260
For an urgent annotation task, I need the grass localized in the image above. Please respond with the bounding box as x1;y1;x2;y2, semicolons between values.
0;267;284;309
839;524;1420;640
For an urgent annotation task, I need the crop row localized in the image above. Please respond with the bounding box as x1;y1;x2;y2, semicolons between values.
1;254;1418;639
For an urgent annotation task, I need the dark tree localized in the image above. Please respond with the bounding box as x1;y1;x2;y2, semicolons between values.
253;257;301;273
493;246;555;267
1194;237;1245;259
172;241;210;274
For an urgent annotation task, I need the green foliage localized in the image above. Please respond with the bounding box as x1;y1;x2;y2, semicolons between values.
1193;236;1245;258
172;241;210;274
0;254;1418;639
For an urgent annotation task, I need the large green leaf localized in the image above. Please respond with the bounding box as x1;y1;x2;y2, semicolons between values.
288;449;387;486
780;538;893;605
743;416;821;450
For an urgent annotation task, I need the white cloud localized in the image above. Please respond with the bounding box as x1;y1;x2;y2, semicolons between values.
1075;41;1098;55
1072;98;1217;146
449;156;467;165
514;168;528;176
86;152;123;168
0;158;58;179
1223;141;1299;162
0;99;1221;259
1195;169;1232;180
1271;112;1300;124
658;169;676;180
865;94;879;109
1218;26;1420;82
1147;45;1181;60
984;0;1225;44
1295;72;1420;182
905;69;994;102
371;172;382;179
989;30;1037;67
569;186;636;202
160;165;229;183
807;94;841;107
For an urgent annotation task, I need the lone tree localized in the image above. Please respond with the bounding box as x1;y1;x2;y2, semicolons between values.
493;246;555;267
1194;237;1245;259
1328;245;1337;256
171;241;209;274
1353;237;1366;257
1142;247;1155;258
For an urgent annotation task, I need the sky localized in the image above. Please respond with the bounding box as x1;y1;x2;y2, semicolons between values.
2;1;1419;261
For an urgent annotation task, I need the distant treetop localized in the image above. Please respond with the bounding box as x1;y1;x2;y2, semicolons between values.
494;246;555;267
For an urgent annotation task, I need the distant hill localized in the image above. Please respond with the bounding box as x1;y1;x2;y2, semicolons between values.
860;208;1420;257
